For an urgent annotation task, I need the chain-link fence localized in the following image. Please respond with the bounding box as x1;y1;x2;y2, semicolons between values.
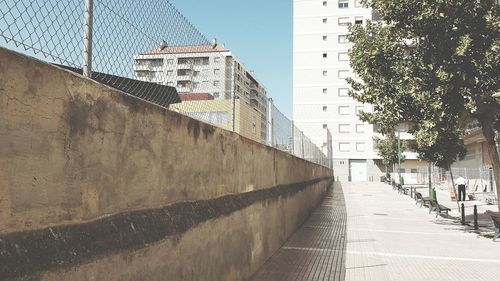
408;165;498;204
267;100;331;166
0;0;330;167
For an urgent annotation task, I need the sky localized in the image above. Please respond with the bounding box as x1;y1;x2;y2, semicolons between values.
170;0;294;118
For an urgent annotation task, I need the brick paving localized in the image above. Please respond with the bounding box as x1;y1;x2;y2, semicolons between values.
250;183;347;281
250;181;500;281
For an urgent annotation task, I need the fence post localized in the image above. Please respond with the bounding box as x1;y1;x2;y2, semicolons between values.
267;98;273;146
461;203;465;225
83;0;94;78
232;94;236;132
473;205;478;230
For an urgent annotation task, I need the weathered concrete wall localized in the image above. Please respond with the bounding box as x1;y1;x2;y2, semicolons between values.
0;47;333;281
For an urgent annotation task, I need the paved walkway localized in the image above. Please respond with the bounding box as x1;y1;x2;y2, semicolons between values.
250;183;347;281
250;182;500;281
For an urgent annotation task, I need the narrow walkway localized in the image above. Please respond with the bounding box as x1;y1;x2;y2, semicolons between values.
250;182;347;281
250;182;500;281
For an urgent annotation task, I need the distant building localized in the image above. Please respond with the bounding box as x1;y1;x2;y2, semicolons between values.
171;93;262;142
134;42;268;143
451;128;498;193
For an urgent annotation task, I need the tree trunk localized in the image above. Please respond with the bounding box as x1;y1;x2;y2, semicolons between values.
479;119;500;213
448;168;460;210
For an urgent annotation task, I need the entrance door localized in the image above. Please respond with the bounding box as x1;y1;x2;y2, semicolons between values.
350;160;367;182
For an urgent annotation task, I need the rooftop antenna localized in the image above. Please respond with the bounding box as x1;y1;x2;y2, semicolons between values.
211;38;218;48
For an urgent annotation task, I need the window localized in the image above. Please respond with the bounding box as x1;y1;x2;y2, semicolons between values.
193;70;200;77
323;1;327;6
167;70;173;76
338;70;349;78
323;124;328;129
177;80;191;87
399;168;406;174
338;17;349;26
323;35;328;41
214;69;221;75
213;92;220;98
355;16;363;25
323;53;328;58
167;59;174;64
356;124;365;133
149;59;163;67
213;80;220;86
338;88;349;96
338;106;350;115
323;88;328;94
338;52;349;61
214;57;221;63
338;35;348;43
411;168;418;174
339;142;350;152
177;69;190;76
323;106;328;111
339;124;350;133
338;0;349;8
323;18;328;24
323;70;328;76
356;142;365;152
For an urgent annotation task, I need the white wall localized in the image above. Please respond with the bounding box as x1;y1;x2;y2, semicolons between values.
293;0;375;164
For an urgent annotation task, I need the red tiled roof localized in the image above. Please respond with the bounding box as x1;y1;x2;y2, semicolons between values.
142;44;228;55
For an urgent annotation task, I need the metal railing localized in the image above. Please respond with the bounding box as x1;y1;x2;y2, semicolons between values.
0;0;331;167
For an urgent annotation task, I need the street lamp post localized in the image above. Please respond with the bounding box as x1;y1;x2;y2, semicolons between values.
397;130;402;185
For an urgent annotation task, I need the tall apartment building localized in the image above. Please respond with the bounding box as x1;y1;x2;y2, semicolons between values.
293;0;381;181
134;42;268;142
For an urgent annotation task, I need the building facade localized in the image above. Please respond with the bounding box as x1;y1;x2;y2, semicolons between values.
134;43;268;143
293;0;380;181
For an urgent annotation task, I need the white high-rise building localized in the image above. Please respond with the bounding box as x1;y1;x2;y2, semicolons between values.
293;0;382;181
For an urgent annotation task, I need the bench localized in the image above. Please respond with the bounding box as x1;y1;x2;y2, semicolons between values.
486;211;500;242
428;199;451;218
415;192;430;208
398;185;409;195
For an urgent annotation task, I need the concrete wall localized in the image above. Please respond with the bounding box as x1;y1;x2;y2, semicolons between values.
0;47;333;281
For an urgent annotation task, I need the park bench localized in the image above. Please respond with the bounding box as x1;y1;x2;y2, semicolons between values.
398;185;409;195
428;199;451;218
415;192;430;208
486;211;500;242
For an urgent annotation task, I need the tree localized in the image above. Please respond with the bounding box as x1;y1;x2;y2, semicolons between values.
375;133;406;175
347;0;500;210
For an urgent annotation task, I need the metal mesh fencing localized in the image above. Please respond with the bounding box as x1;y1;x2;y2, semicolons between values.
413;166;498;204
0;0;330;167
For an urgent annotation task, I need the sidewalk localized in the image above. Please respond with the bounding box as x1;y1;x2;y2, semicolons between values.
250;181;500;281
250;183;347;281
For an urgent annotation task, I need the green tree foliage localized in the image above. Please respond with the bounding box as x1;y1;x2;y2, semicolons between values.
376;133;406;167
347;0;500;209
